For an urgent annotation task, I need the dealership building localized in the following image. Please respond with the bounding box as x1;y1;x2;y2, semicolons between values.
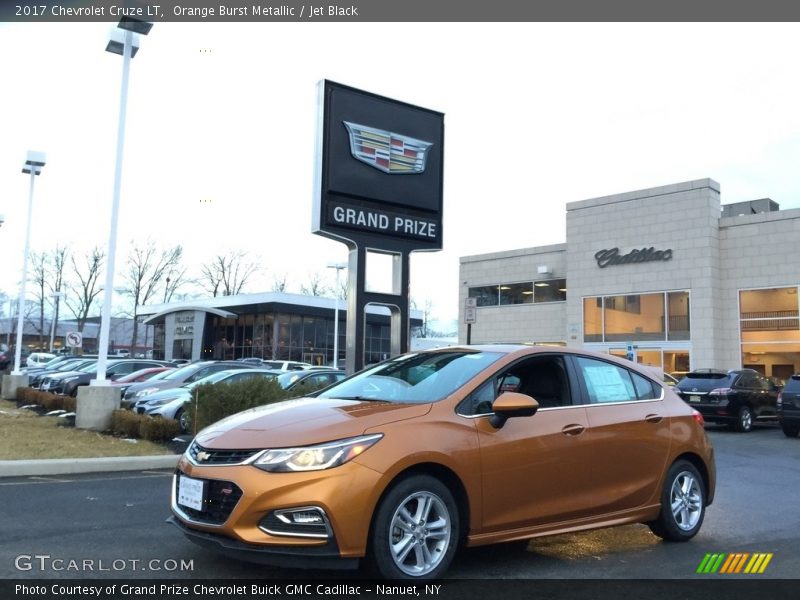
138;291;422;366
459;178;800;379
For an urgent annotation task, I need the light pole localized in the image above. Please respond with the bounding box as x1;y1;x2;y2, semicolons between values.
327;262;347;368
48;291;63;353
93;17;152;385
12;151;46;375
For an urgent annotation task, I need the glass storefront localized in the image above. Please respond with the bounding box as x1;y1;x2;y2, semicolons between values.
740;286;800;380
469;279;567;307
583;291;690;343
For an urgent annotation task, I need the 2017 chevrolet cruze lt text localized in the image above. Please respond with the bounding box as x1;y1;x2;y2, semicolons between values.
169;345;715;579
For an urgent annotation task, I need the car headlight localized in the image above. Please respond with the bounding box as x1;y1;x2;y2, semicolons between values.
135;388;158;398
145;397;179;408
63;376;80;383
253;434;383;473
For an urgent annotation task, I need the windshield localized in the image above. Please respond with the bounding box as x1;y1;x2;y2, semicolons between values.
317;350;504;404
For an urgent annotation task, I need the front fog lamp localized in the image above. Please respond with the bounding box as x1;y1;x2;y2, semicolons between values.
260;507;331;538
253;434;383;472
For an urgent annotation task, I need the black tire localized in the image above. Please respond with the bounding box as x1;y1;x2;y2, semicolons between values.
367;474;459;579
648;460;706;542
176;408;190;434
732;405;753;433
781;423;800;438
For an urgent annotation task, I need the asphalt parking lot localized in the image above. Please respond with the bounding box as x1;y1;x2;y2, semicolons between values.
1;424;798;584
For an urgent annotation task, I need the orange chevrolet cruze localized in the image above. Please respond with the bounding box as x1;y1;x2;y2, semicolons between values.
169;345;715;579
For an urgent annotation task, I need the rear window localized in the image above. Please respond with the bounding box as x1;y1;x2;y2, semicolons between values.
676;372;734;392
785;375;800;392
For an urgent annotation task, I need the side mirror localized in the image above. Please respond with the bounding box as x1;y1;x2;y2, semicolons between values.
489;392;539;429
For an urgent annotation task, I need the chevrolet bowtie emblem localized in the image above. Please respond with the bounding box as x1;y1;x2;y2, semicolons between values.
196;451;211;462
343;121;433;174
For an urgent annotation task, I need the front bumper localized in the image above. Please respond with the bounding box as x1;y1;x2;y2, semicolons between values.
170;453;384;565
167;516;357;570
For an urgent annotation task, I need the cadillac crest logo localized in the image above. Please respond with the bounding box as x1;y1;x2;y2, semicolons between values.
343;121;433;174
196;451;211;462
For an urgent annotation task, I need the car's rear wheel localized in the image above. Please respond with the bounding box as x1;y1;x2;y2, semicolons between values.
648;460;706;542
781;423;800;438
368;475;459;579
732;405;753;432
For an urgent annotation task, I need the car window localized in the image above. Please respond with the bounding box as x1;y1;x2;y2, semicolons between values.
460;355;572;416
574;357;658;404
319;351;504;404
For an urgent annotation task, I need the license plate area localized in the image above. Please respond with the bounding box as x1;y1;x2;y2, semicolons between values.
177;475;205;512
689;395;701;403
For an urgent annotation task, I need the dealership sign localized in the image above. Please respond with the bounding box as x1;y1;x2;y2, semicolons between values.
313;80;444;252
595;247;673;268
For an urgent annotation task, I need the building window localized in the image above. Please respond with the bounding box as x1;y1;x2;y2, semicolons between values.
469;279;566;308
739;287;800;379
500;283;533;305
584;291;690;343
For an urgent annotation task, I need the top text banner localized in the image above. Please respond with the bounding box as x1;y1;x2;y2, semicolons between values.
3;0;800;22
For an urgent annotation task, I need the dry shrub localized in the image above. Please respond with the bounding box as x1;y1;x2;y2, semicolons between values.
140;416;181;442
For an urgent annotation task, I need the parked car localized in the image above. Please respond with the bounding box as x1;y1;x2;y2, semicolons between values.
33;358;98;389
121;361;258;408
260;360;312;371
143;368;282;432
110;366;176;398
777;374;800;437
674;368;778;432
25;352;57;368
275;368;347;393
42;358;169;397
170;345;715;579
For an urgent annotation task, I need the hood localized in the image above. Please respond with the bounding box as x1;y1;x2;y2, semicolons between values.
44;370;85;380
127;380;184;396
195;397;432;449
141;386;191;404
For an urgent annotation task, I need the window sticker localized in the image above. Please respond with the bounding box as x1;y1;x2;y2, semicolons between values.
583;365;632;403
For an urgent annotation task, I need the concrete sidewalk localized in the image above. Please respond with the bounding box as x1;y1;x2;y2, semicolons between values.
0;454;181;477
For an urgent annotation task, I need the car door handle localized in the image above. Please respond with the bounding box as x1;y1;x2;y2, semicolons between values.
645;414;663;423
561;424;585;436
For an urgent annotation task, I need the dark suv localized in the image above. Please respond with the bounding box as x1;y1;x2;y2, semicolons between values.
777;374;800;438
675;368;778;432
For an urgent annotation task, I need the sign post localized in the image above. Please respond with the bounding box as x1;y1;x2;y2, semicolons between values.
464;297;477;345
313;81;445;373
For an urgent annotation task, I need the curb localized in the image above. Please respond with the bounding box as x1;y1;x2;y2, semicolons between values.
0;454;181;478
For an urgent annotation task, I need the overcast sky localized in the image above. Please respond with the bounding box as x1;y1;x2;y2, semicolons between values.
2;22;800;329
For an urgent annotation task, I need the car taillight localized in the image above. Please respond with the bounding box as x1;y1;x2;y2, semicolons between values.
708;387;732;396
692;409;705;427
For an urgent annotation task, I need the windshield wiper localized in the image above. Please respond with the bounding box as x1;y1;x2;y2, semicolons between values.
333;396;391;402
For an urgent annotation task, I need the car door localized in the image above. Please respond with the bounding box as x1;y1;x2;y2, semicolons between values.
468;354;597;531
570;355;672;514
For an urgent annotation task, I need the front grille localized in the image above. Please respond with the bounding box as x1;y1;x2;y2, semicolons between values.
174;474;242;525
188;441;261;466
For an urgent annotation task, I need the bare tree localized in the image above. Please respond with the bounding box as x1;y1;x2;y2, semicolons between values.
122;240;184;349
300;271;329;297
64;247;105;333
411;297;434;338
47;246;69;350
199;251;259;297
271;273;288;293
29;252;48;348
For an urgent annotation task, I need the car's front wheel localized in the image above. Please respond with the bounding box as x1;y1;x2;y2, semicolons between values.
368;475;459;579
176;408;190;434
648;460;706;542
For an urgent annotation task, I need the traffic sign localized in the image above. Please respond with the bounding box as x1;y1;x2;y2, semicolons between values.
66;331;83;348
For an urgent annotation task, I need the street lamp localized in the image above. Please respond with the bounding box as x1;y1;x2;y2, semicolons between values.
11;151;46;375
327;262;347;369
93;17;152;385
48;291;63;353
